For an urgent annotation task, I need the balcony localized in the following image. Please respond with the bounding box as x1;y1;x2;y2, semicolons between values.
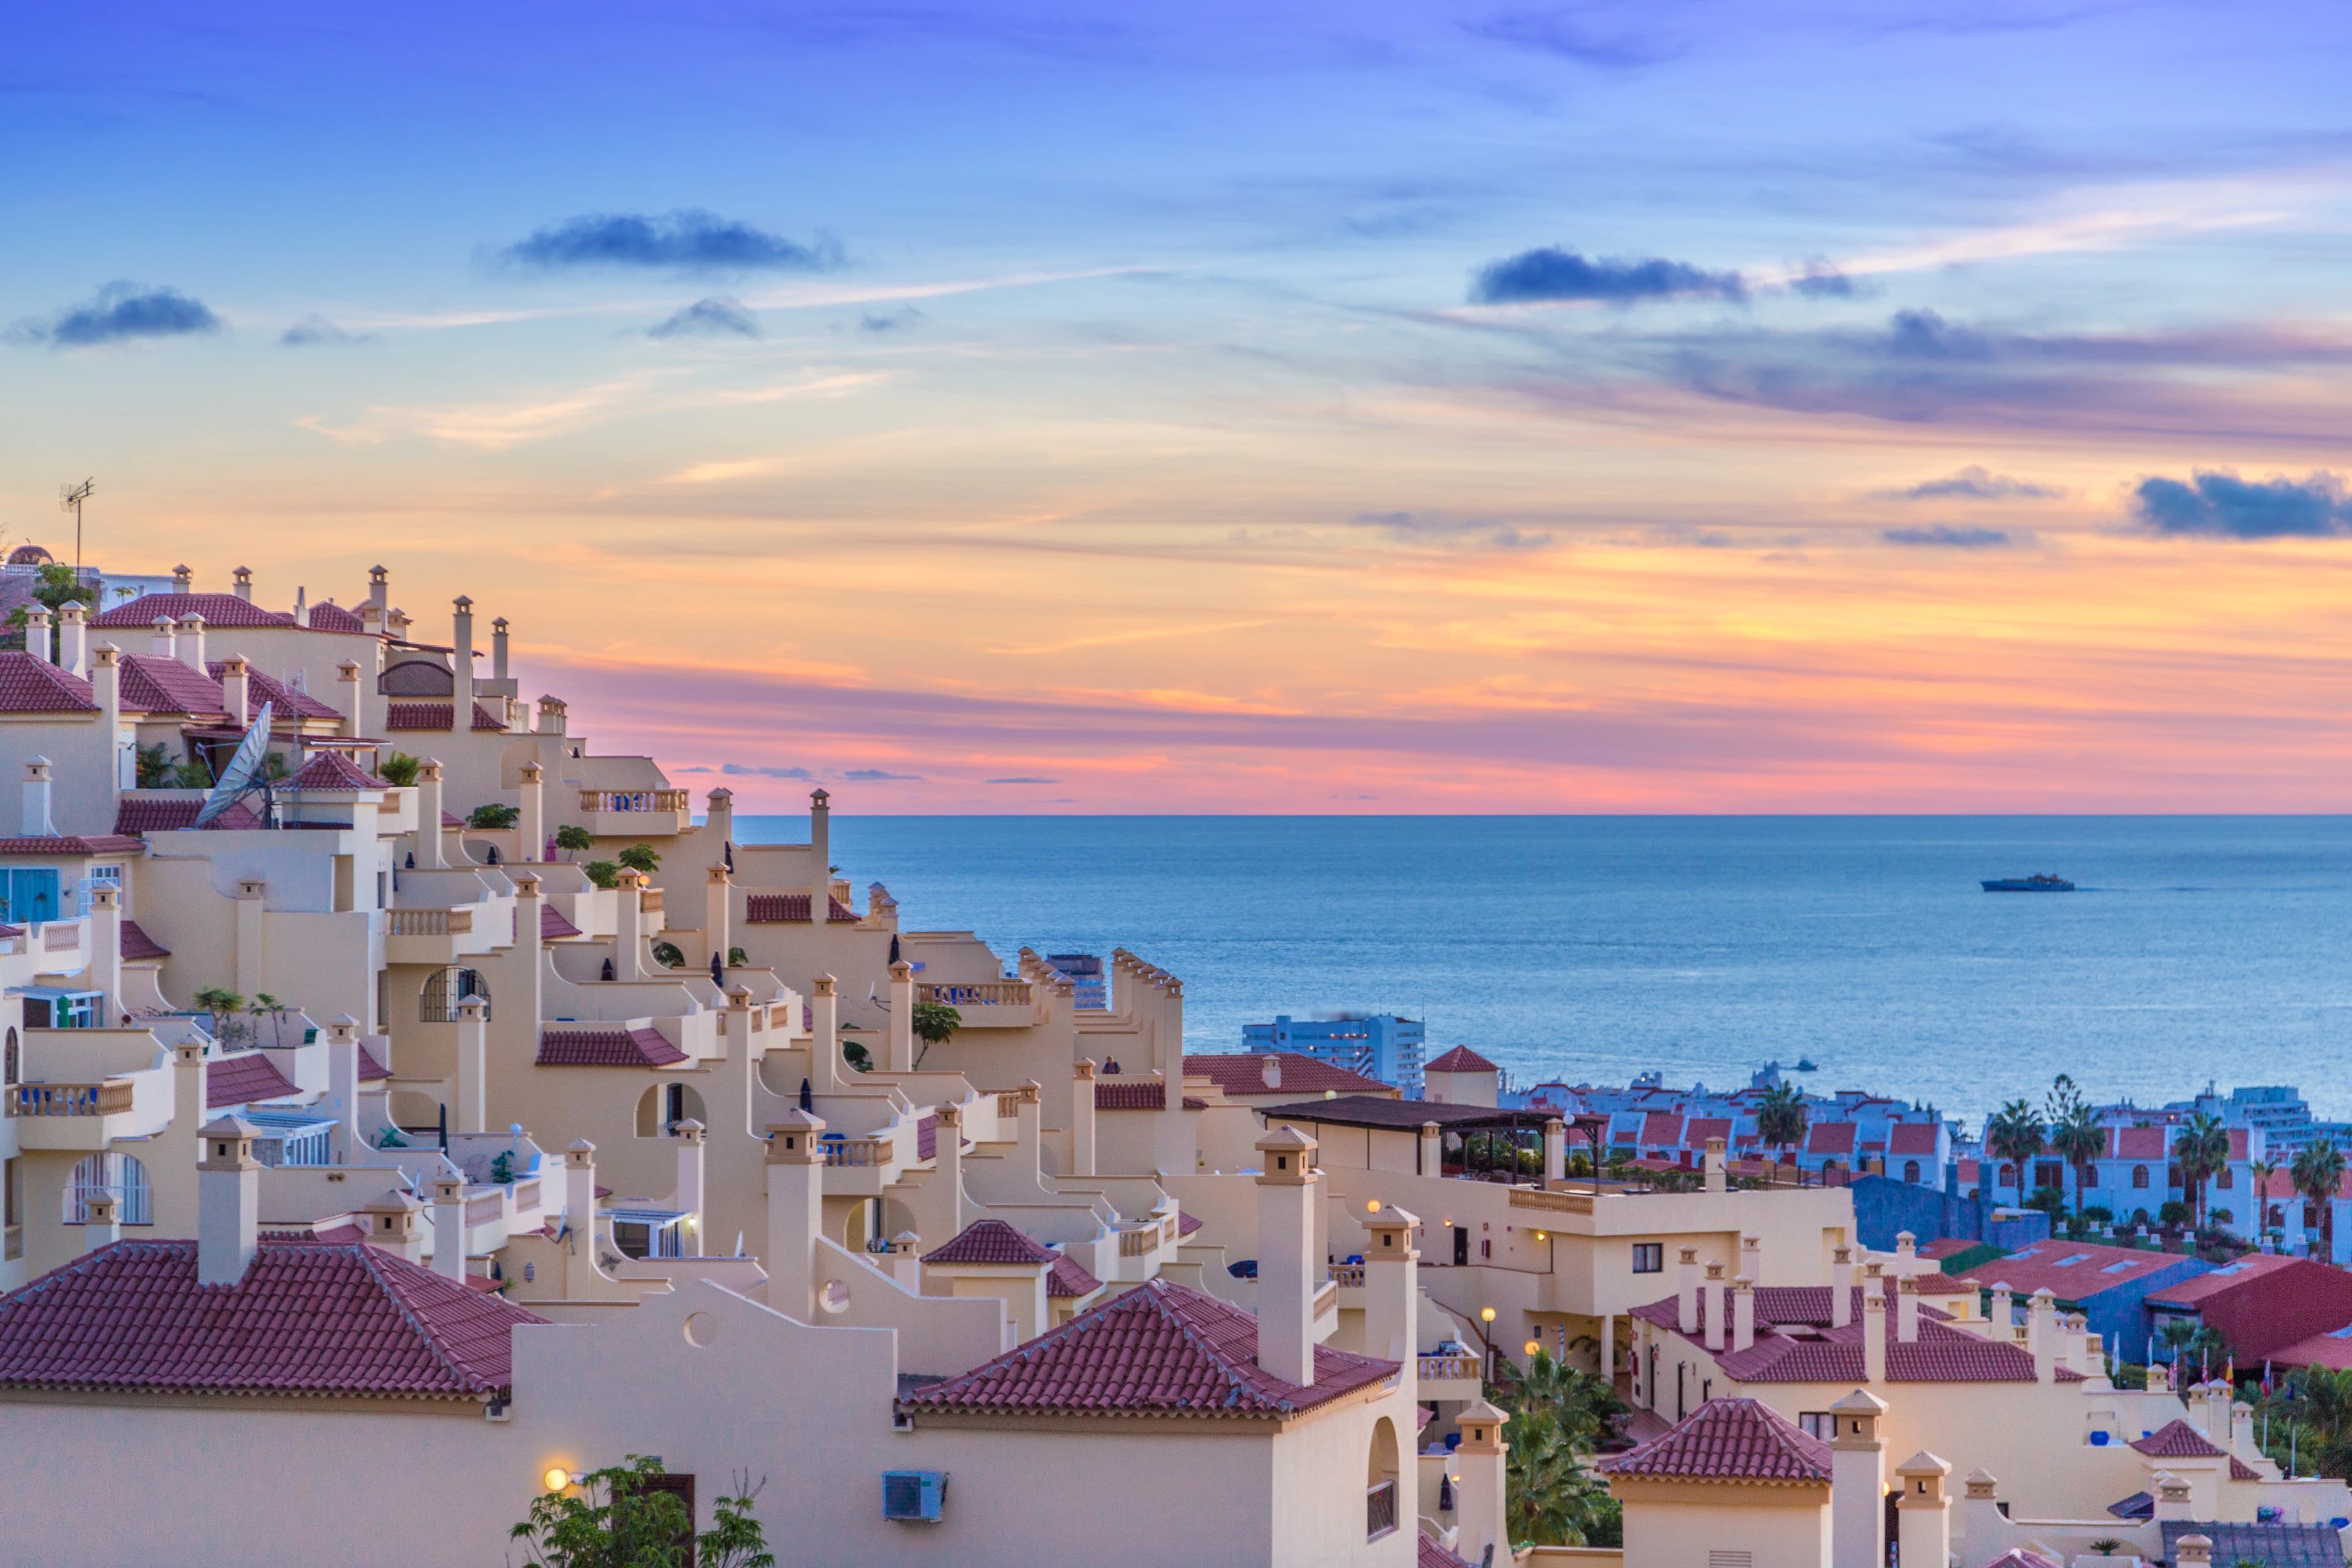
1417;1352;1483;1399
9;1078;143;1152
576;790;692;837
914;980;1035;1028
385;904;482;967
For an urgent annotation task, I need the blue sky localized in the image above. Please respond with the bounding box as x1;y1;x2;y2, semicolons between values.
7;1;2352;810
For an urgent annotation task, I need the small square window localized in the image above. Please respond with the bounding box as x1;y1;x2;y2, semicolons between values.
1632;1242;1664;1273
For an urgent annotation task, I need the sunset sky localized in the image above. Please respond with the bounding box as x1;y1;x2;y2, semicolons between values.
8;1;2352;812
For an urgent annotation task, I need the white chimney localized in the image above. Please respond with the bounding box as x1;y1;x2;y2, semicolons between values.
1704;1134;1727;1193
764;1110;824;1319
451;595;474;716
83;1188;123;1253
2028;1288;2057;1382
1702;1261;1727;1352
1863;1292;1887;1382
888;959;914;1072
414;759;447;869
1732;1273;1755;1352
1071;1060;1097;1176
431;1174;467;1282
175;612;206;673
324;1014;362;1158
1362;1203;1420;1362
56;603;86;678
292;586;309;628
367;564;388;624
1831;1245;1854;1328
519;761;545;861
151;615;176;658
21;756;55;837
1677;1245;1700;1332
171;564;193;594
1894;1452;1954;1568
1261;1054;1282;1090
492;616;510;681
218;657;249;728
1741;1232;1763;1284
808;788;831;920
673;1118;706;1245
337;660;364;739
1254;1125;1319;1385
1989;1283;2014;1337
1829;1389;1889;1568
1898;1273;1920;1342
86;883;121;1021
232;565;253;601
23;606;50;665
563;1139;598;1244
197;1115;261;1286
454;994;488;1134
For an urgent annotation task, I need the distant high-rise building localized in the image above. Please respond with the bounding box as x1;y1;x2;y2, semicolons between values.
1241;1014;1424;1095
1045;953;1108;1010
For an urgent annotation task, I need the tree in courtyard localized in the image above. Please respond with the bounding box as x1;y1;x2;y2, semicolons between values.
554;824;594;859
616;843;660;875
1491;1350;1624;1548
468;802;519;829
5;563;96;656
2263;1365;2352;1479
2047;1076;2106;1223
1985;1099;2047;1212
910;1000;960;1069
2250;1158;2283;1246
2173;1111;2231;1232
1755;1082;1807;1180
2294;1138;2346;1261
377;752;421;788
511;1455;774;1568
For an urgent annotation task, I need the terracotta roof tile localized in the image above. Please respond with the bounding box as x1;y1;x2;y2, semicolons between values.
0;834;145;856
208;663;343;722
1417;1536;1479;1568
119;919;170;960
899;1277;1395;1419
1046;1252;1102;1299
1981;1551;2063;1568
1951;1240;2187;1298
1630;1289;2041;1383
94;592;292;630
1425;1046;1498;1074
286;750;386;791
925;1219;1056;1267
2112;1126;2168;1160
540;903;582;940
2130;1418;2226;1458
2143;1253;2301;1308
1641;1111;1685;1146
113;796;261;834
116;654;227;718
1183;1052;1392;1098
1602;1397;1833;1484
206;1052;300;1109
1888;1123;1942;1155
742;893;861;923
2231;1455;2263;1480
0;1238;543;1398
1684;1117;1732;1147
306;601;366;633
1094;1082;1207;1111
356;1041;390;1081
0;651;97;713
1806;1122;1858;1156
917;1115;938;1161
535;1027;687;1068
1178;1210;1203;1236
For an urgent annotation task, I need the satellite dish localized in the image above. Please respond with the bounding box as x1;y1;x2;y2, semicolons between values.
194;701;276;827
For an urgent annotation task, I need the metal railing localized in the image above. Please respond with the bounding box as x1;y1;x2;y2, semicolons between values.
1366;1482;1398;1542
10;1080;134;1117
916;981;1032;1008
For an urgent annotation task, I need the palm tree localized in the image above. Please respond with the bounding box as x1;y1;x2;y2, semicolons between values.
1494;1351;1625;1548
2174;1112;2231;1232
2250;1158;2282;1246
1755;1083;1807;1183
2046;1077;2106;1223
2293;1139;2346;1262
1986;1099;2047;1212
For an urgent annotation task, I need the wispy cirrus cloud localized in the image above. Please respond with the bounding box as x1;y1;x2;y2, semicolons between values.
10;282;221;348
649;296;760;338
1354;511;1553;551
843;767;921;781
1874;466;2064;502
1461;7;1684;69
281;314;370;347
1882;524;2024;548
497;209;843;274
1469;247;1744;306
2132;470;2352;538
721;762;816;779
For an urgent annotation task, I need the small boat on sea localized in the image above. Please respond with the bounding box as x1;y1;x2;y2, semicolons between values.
1982;874;2075;892
1794;1058;1817;1072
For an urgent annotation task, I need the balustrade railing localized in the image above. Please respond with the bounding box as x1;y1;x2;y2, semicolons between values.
387;908;474;937
821;1137;886;1168
916;981;1032;1008
10;1080;134;1117
579;790;690;814
1328;1263;1366;1289
1417;1352;1481;1382
1118;1226;1157;1257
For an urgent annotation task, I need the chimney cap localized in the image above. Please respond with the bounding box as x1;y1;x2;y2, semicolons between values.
1256;1125;1317;1155
454;594;473;609
1894;1450;1952;1478
1830;1387;1890;1414
200;1114;259;1140
493;616;508;629
767;1109;825;1134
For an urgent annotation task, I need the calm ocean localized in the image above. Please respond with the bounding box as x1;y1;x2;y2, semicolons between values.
734;816;2352;1125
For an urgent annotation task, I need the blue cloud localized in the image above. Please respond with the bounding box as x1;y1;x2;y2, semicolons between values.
843;768;921;781
12;282;221;348
858;306;925;333
1790;260;1856;298
1885;308;1991;360
650;296;760;339
986;776;1060;785
1877;466;2062;501
721;762;815;779
1464;10;1682;69
2132;470;2352;539
281;314;369;347
500;210;842;273
1470;247;1744;306
1882;525;2020;548
1354;511;1553;551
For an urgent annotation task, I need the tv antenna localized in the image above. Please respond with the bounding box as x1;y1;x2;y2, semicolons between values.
58;478;93;575
195;701;278;829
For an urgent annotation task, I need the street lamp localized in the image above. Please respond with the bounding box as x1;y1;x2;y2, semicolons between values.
1477;1305;1498;1380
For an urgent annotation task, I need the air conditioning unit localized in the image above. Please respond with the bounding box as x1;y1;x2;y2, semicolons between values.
881;1470;947;1523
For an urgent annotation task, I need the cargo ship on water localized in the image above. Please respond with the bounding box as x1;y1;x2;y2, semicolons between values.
1981;873;2075;892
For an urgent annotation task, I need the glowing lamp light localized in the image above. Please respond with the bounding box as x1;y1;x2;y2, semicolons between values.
1525;1340;1542;1358
1366;1199;1382;1213
543;1467;572;1493
1480;1307;1496;1324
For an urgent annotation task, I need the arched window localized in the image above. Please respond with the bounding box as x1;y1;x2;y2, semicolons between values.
1366;1415;1400;1542
420;968;491;1023
2269;1205;2286;1227
3;1026;17;1091
64;1152;151;1226
2132;1166;2150;1189
2216;1168;2233;1190
1998;1164;2015;1187
636;1081;706;1137
1902;1161;1921;1185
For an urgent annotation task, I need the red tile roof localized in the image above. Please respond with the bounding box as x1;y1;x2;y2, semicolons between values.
1888;1123;1942;1155
1047;1251;1102;1299
356;1041;390;1081
924;1219;1056;1267
917;1114;938;1161
1641;1111;1685;1147
743;893;861;924
899;1278;1395;1419
535;1027;687;1068
388;700;504;732
2130;1419;2226;1459
1601;1398;1833;1485
1425;1046;1498;1074
1094;1082;1208;1111
117;654;227;718
2144;1255;2352;1361
472;701;505;730
0;651;97;713
1417;1536;1478;1568
119;918;170;960
206;1052;300;1109
113;796;262;834
209;663;344;722
1630;1290;2044;1383
1178;1210;1203;1236
0;834;145;856
1183;1052;1391;1099
1806;1123;1858;1156
0;1238;543;1398
2231;1455;2263;1480
307;601;366;633
1981;1552;2063;1568
540;903;582;940
2112;1126;2168;1161
2143;1253;2300;1308
286;750;386;790
1684;1117;1732;1148
94;592;294;629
